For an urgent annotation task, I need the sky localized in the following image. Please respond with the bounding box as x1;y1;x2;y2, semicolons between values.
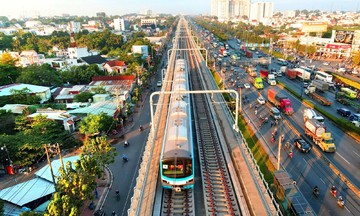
1;0;359;18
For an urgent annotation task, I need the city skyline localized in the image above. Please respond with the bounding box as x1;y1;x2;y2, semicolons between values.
1;0;359;18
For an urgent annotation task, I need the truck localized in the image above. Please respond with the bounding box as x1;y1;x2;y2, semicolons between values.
335;92;350;105
303;108;324;123
304;86;332;106
286;69;297;79
311;80;329;92
246;50;253;58
249;76;263;89
267;74;277;86
260;69;269;79
246;66;257;77
280;66;287;74
304;119;336;152
267;89;294;115
293;68;312;81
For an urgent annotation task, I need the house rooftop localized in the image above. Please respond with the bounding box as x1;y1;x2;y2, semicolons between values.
81;55;107;65
0;84;50;97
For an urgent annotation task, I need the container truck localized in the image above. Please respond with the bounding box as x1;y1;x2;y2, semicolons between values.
248;77;263;89
294;68;312;81
311;80;329;92
267;89;294;115
304;119;336;152
304;86;332;106
286;69;297;79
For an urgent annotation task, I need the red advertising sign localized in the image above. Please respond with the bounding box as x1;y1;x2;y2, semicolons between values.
326;44;352;49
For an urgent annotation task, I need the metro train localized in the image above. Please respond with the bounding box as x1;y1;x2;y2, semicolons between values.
160;59;194;191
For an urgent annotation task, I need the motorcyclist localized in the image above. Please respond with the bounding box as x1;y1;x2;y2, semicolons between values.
124;140;129;147
115;190;120;195
139;125;143;131
338;195;343;202
331;185;337;196
289;149;293;158
313;186;319;194
112;211;116;216
122;154;128;161
285;141;290;149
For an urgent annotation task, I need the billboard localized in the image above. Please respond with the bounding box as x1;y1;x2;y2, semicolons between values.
333;30;354;44
301;21;328;33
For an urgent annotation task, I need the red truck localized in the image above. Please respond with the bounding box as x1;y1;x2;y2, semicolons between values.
286;69;297;79
246;50;253;58
268;89;294;115
260;69;269;79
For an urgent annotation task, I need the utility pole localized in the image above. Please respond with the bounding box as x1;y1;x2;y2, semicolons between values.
56;143;64;168
44;144;57;186
277;136;282;170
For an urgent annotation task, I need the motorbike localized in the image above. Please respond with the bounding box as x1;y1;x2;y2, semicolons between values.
330;189;337;198
124;141;129;147
122;155;128;162
313;188;319;197
337;199;345;208
289;151;293;158
139;125;143;132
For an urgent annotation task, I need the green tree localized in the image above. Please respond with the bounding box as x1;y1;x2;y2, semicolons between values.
45;192;79;216
0;63;21;85
83;136;116;169
74;92;94;102
78;113;114;138
90;85;107;94
10;88;41;105
17;64;62;86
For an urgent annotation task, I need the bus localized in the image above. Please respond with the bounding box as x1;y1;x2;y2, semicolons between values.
315;71;333;83
276;58;288;66
341;87;358;99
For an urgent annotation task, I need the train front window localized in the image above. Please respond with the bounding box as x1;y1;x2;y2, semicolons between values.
162;158;192;178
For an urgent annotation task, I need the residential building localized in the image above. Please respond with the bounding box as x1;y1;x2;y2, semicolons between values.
249;2;274;24
132;45;149;59
80;55;107;69
0;84;51;103
103;60;127;74
114;18;126;32
69;21;81;33
19;50;45;67
211;0;250;21
25;20;41;28
141;19;157;28
28;109;76;133
54;85;86;103
0;104;30;114
67;47;98;59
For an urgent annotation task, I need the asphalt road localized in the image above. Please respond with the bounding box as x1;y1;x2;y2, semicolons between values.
102;54;166;216
194;29;360;215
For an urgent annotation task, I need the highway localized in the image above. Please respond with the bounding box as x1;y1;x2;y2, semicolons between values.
193;21;360;215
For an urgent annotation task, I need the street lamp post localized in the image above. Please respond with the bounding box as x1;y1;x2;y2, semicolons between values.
1;145;12;166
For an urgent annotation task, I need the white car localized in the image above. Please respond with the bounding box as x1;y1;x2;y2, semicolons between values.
157;81;162;87
323;62;330;66
338;68;346;73
257;96;266;104
244;83;251;89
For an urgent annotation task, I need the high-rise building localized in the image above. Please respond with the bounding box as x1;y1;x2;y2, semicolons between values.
114;18;126;32
249;2;273;24
211;0;250;21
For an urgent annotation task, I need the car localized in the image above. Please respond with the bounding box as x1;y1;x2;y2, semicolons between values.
338;68;346;73
337;108;351;117
270;107;281;120
244;83;251;89
294;138;311;153
323;62;330;66
257;96;266;104
157;81;162;87
352;121;360;127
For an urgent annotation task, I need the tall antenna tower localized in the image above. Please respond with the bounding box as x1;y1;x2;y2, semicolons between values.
69;22;77;48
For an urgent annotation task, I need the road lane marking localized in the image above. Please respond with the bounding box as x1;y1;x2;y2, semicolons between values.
303;158;308;164
345;206;350;213
354;151;360;158
336;152;350;165
320;178;325;184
